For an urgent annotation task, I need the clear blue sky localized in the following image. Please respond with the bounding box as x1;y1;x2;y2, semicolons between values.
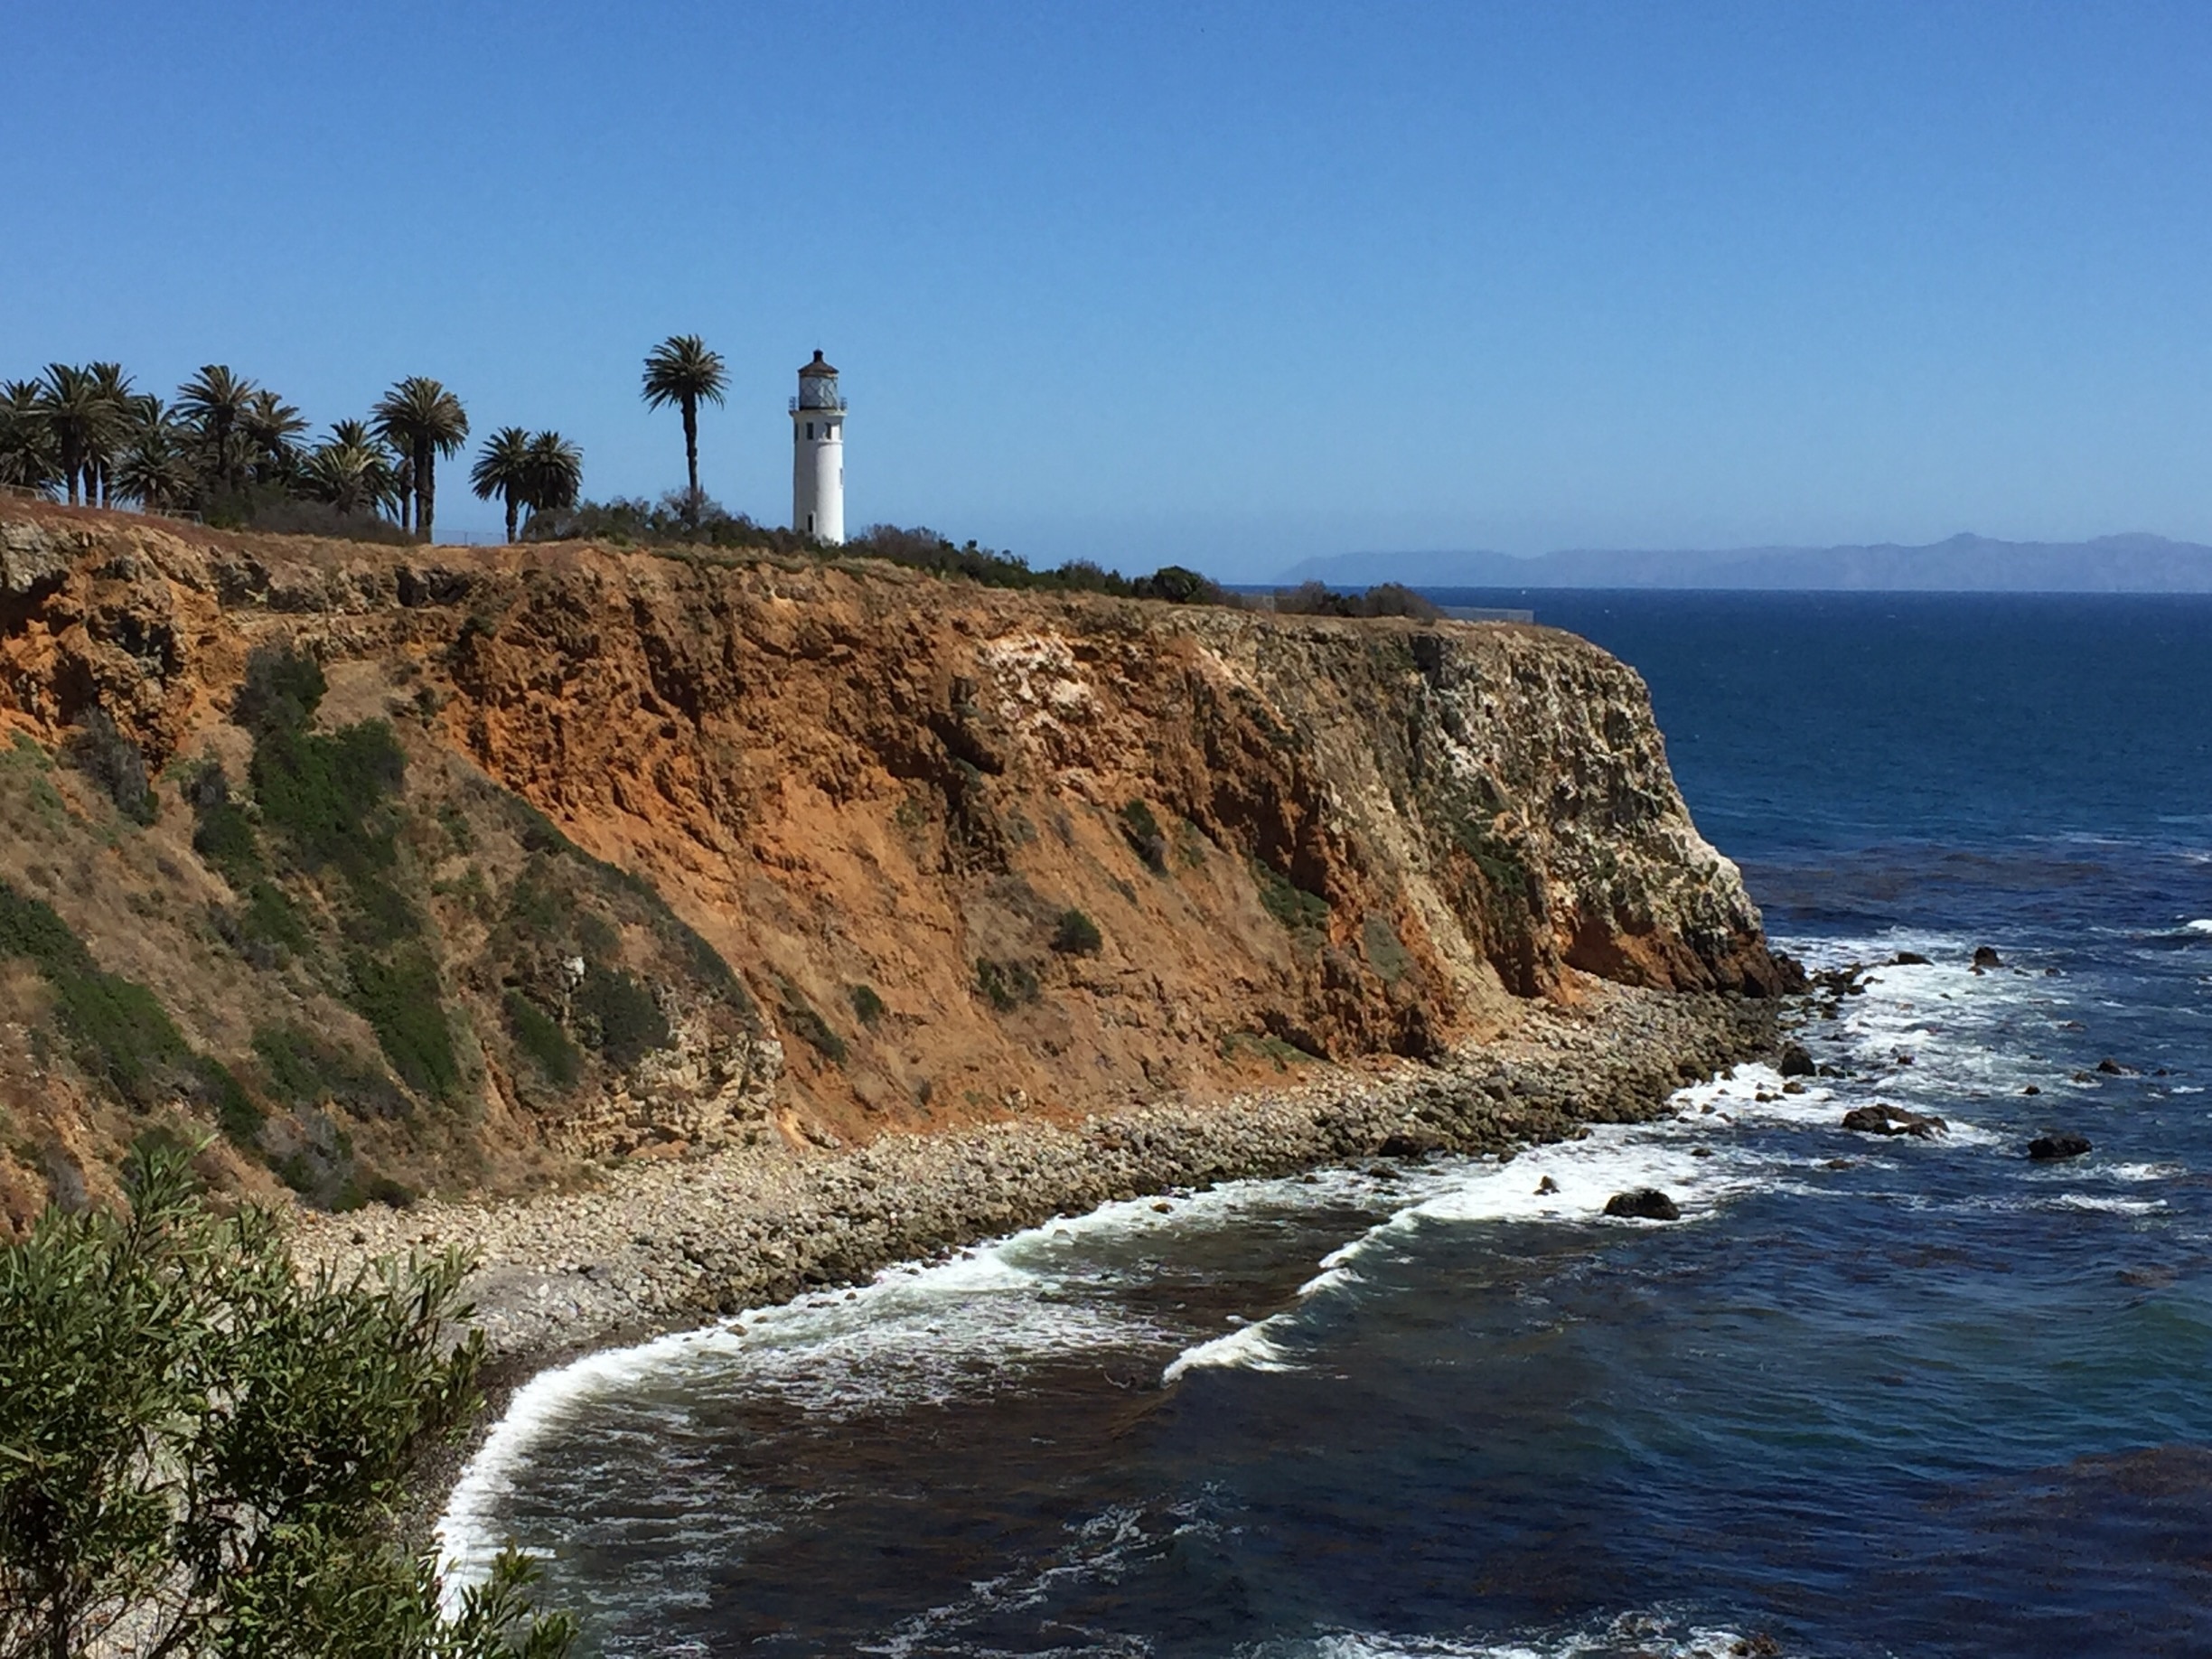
7;1;2210;577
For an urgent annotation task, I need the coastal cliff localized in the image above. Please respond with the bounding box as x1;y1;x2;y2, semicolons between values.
0;501;1792;1226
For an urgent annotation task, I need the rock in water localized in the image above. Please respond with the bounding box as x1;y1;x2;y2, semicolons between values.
2028;1132;2093;1161
1603;1188;1682;1221
1973;945;2004;968
1841;1103;1948;1139
2095;1057;2132;1076
1891;951;1931;966
1777;1042;1816;1077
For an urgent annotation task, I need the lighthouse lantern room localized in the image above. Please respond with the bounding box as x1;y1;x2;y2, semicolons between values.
791;351;845;544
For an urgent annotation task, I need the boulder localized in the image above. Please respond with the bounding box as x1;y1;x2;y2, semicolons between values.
1535;1175;1560;1195
1603;1187;1681;1221
2028;1132;2093;1161
1777;1042;1816;1077
1891;951;1931;966
1841;1102;1948;1139
2095;1057;2132;1076
1973;945;2004;969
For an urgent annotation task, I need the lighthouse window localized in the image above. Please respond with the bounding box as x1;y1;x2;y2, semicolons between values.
805;422;814;440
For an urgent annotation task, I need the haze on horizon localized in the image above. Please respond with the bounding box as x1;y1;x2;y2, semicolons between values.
7;1;2211;582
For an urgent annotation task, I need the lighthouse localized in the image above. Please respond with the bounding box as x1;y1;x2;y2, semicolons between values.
791;350;845;544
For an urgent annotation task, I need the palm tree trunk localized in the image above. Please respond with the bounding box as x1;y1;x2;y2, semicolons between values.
505;493;519;543
418;444;435;541
682;398;699;521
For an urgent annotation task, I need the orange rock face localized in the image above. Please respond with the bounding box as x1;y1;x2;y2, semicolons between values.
0;502;1793;1208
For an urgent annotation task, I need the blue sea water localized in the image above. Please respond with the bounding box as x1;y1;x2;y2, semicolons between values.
443;592;2212;1657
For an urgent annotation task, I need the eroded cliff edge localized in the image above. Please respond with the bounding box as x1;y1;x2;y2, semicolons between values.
0;502;1794;1223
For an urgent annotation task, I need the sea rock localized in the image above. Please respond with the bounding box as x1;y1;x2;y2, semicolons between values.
2095;1057;2132;1076
2028;1132;2093;1161
1841;1103;1947;1139
1777;1042;1816;1077
1535;1175;1560;1195
1891;951;1931;966
1973;945;2004;969
1603;1187;1681;1221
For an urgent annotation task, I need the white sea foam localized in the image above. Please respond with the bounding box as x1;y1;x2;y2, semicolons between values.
2186;918;2212;934
2105;1161;2186;1183
1161;1319;1298;1382
2050;1193;2166;1215
1284;1611;1755;1658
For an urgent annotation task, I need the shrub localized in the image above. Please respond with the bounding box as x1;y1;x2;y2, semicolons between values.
1272;581;1443;622
62;709;156;826
1252;861;1330;933
1051;908;1103;955
774;979;848;1065
848;983;887;1027
232;643;328;737
526;504;1243;608
251;1022;408;1120
186;761;262;887
976;957;1041;1011
0;878;192;1107
574;964;669;1068
193;1054;265;1147
502;990;582;1088
347;947;460;1101
0;1141;576;1658
1120;801;1169;873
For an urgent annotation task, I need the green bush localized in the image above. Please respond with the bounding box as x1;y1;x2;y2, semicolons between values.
976;957;1041;1011
1272;580;1444;621
190;794;261;887
1120;800;1169;873
574;964;668;1068
63;709;156;826
848;982;887;1027
348;947;460;1101
251;1023;408;1120
0;1141;575;1658
502;990;582;1088
0;878;191;1107
1252;861;1330;933
232;642;329;736
1051;908;1103;954
776;979;848;1064
193;1054;265;1147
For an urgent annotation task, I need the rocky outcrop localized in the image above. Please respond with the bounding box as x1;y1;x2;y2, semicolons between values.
0;501;1794;1217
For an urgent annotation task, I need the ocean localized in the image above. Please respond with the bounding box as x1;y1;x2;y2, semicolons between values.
439;591;2212;1657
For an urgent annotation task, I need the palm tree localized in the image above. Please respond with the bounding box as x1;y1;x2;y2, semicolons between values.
305;434;400;519
640;334;726;521
113;414;198;513
175;365;258;496
37;364;112;506
0;380;60;494
241;388;309;487
371;377;469;541
469;426;536;542
525;429;583;526
84;363;135;507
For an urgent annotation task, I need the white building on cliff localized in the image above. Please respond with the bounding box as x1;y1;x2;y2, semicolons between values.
791;351;845;544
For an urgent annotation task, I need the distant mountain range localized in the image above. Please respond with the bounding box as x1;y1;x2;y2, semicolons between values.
1280;533;2212;593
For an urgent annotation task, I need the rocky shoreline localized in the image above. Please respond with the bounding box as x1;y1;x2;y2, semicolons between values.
294;980;1782;1373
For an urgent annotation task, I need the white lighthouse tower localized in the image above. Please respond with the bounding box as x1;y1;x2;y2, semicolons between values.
791;350;845;544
